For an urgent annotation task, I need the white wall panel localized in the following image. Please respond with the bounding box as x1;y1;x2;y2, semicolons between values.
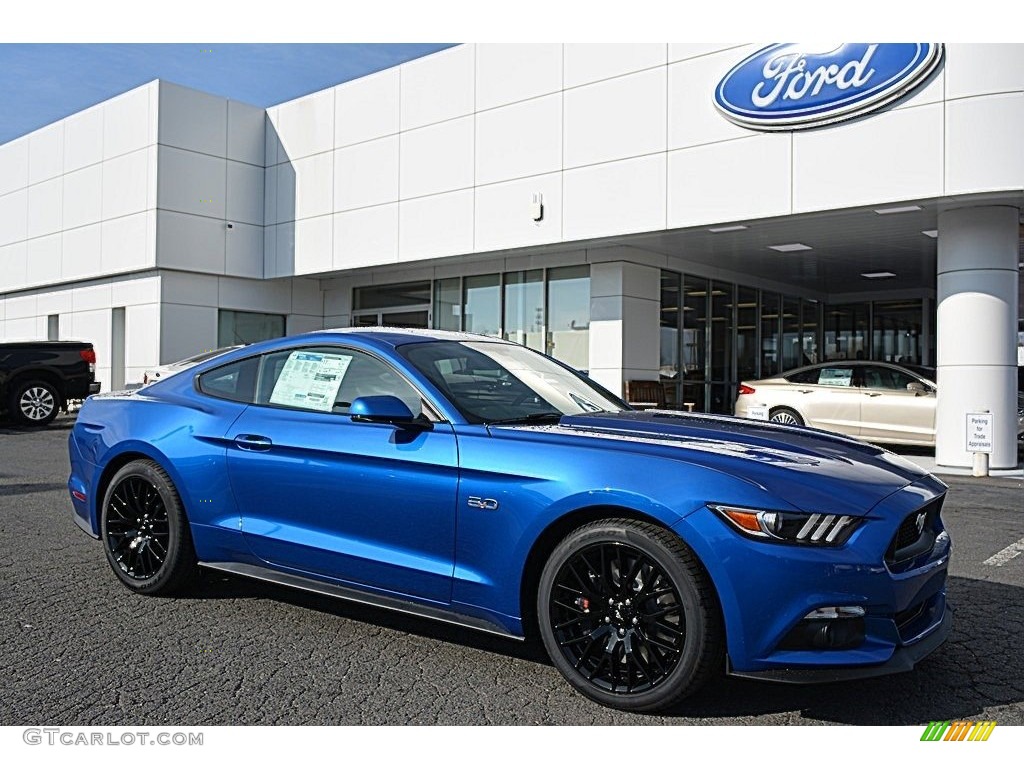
226;160;264;226
476;44;562;111
226;99;266;166
668;47;760;150
564;68;666;168
28;123;63;185
156;145;226;218
161;271;218;306
27;177;62;239
218;275;292;313
26;234;62;286
291;278;323;314
293;215;333;275
36;288;73;316
225;221;264;279
160;303;217;364
0;189;28;246
125;303;160;370
63;107;103;173
334;68;400;147
4;295;36;319
275;163;296;224
333;136;399;212
474;172;562;252
73;283;113;312
399;117;474;199
292;152;334;220
475;94;561;185
265;108;281;167
668;44;746;63
276;88;335;161
158;82;227;157
0;242;27;291
945;43;1024;100
287;314;323;335
945;93;1024;195
275;221;295;278
61;165;102;230
400;45;475;131
668;134;791;227
155;210;225;274
103;84;151;159
0;137;29;196
111;275;160;306
101;212;149;274
101;148;149;220
61;224;102;282
333;204;399;269
263;224;276;278
398;190;473;262
793;104;943;213
263;165;278;226
564;44;665;88
563;154;666;241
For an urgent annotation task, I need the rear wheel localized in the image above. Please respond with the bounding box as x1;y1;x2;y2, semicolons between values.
769;407;804;426
537;519;723;712
9;379;60;426
100;459;197;595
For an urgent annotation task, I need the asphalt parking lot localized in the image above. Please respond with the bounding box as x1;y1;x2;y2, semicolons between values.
1;415;1022;726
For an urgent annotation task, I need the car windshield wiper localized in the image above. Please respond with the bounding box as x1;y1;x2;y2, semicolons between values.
485;412;564;426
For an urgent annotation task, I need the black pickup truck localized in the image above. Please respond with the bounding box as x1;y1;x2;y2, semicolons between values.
0;341;101;426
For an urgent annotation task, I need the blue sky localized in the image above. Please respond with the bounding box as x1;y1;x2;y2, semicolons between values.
0;43;454;144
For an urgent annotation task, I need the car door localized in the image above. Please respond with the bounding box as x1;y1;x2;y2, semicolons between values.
858;365;936;444
225;345;458;604
786;365;862;436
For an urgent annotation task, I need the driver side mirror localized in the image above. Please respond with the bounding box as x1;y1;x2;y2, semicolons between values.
906;381;928;396
350;395;427;428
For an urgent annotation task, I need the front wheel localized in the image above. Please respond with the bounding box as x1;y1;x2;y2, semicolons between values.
100;459;197;595
537;519;723;712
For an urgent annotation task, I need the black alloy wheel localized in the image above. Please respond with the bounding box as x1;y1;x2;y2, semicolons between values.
101;460;197;595
538;519;723;712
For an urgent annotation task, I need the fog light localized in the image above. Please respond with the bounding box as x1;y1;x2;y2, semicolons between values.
778;606;867;651
803;606;866;620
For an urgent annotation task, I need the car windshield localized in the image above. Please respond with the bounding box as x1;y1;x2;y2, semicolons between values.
400;340;626;424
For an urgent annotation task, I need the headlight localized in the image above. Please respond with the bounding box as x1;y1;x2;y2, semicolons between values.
709;504;861;546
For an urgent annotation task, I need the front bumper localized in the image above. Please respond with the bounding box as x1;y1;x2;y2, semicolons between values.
673;473;951;680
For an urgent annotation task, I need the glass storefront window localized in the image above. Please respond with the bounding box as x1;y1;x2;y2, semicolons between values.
872;299;923;365
354;281;431;310
824;302;869;361
760;292;781;378
802;299;820;364
433;278;461;332
781;297;802;371
217;310;285;346
503;270;544;352
463;274;501;337
681;276;708;412
547;266;590;371
736;286;758;382
660;270;682;380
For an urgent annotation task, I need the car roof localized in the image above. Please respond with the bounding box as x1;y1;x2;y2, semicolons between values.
308;327;515;347
776;360;935;379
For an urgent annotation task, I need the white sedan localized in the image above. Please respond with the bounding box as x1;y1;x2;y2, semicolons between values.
142;346;243;386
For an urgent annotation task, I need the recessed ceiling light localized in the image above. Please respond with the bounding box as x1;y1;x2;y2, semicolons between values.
922;230;938;238
874;205;922;215
709;225;748;233
861;271;897;279
768;243;812;252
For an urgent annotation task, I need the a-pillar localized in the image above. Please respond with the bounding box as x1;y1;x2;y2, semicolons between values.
935;206;1020;469
587;261;661;397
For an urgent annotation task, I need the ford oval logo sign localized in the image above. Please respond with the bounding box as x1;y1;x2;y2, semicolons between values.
715;43;943;130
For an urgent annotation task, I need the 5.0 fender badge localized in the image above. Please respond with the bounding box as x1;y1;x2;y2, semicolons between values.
467;496;499;510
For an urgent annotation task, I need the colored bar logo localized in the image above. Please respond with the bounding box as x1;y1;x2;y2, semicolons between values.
921;721;997;741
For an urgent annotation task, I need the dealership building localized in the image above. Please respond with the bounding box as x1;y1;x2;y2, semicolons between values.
0;43;1021;467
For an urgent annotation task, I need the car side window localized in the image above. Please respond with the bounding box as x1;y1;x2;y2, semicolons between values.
864;366;916;391
254;346;424;417
815;366;855;387
786;369;819;385
196;356;259;403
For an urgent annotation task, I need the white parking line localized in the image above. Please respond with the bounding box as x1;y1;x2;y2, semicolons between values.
983;537;1024;567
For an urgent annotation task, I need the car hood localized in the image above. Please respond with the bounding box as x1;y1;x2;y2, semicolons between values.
513;410;933;516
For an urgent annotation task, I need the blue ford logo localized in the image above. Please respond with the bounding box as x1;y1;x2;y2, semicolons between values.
715;43;943;130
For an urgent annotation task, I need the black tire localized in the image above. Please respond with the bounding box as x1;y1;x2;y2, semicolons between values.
769;406;805;427
100;459;197;595
537;518;723;712
8;379;60;426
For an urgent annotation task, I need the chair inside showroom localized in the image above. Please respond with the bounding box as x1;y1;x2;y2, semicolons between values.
625;380;665;410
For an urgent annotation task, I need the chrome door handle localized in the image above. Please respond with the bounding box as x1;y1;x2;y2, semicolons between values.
797;389;813;394
865;392;882;397
234;434;273;451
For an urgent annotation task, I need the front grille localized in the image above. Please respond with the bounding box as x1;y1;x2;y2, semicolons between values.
885;496;943;568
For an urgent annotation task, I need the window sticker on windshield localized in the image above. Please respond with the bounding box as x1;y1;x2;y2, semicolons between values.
818;368;853;387
269;351;353;411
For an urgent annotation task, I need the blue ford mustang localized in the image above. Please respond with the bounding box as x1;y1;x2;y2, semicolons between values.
68;329;952;711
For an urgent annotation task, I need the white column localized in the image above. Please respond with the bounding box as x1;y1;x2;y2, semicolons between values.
935;206;1020;469
587;261;661;397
